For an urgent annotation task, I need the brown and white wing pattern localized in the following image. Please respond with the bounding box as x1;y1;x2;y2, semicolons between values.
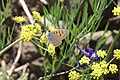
46;30;62;47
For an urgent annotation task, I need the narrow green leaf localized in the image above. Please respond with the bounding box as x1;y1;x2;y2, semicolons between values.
2;27;6;49
1;0;5;10
95;22;109;50
18;72;29;80
105;29;120;61
2;60;7;80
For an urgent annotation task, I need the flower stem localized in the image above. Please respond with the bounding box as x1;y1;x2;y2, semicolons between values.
105;29;120;61
0;38;22;56
31;40;48;51
43;53;47;79
108;57;115;64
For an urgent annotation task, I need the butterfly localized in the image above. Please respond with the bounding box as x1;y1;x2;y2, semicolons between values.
46;29;69;47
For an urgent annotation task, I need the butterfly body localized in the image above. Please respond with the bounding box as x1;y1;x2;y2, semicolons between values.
46;29;68;47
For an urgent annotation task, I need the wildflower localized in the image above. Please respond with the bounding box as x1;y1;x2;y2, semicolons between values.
48;43;55;57
40;32;47;43
91;61;109;79
91;62;101;70
113;49;120;60
68;70;80;80
35;23;42;33
97;50;107;58
77;46;98;61
91;68;102;79
76;46;98;68
79;56;90;65
91;62;103;79
49;26;57;31
20;24;36;42
32;11;42;22
112;6;120;16
99;61;109;74
13;16;25;23
109;64;118;74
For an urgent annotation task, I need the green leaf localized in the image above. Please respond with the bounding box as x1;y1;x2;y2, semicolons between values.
2;60;7;80
2;27;6;49
95;22;109;50
0;0;11;25
18;72;29;80
105;29;120;61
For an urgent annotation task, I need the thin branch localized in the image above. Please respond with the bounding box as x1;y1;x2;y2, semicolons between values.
8;41;22;76
0;63;29;75
19;0;33;23
22;62;28;75
109;16;120;21
40;0;48;5
38;66;79;80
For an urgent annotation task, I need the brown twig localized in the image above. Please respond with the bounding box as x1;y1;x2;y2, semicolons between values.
109;16;120;21
0;63;29;75
22;62;29;75
19;0;33;23
8;41;22;76
40;0;48;5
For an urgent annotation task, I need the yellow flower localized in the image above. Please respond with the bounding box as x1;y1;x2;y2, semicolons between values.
91;61;109;79
13;16;25;23
112;6;120;16
68;70;80;80
109;64;118;74
97;50;107;58
40;32;47;43
113;49;120;60
100;61;109;74
32;11;42;22
91;63;102;79
48;43;55;57
20;24;36;42
79;56;90;65
91;68;102;80
49;26;57;31
91;62;101;70
35;23;42;33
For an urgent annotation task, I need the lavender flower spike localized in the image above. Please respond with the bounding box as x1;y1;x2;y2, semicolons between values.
76;45;98;60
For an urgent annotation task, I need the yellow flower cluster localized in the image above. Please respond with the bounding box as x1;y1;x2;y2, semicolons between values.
91;66;103;79
40;32;47;43
113;49;120;60
91;61;118;79
79;56;90;65
97;50;107;58
35;23;42;33
99;61;109;74
112;6;120;16
109;64;118;74
32;11;42;22
91;61;109;79
13;16;25;23
20;24;41;42
48;43;55;57
68;70;80;80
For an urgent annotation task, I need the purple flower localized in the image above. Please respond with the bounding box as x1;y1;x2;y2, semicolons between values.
76;46;98;60
77;62;88;68
76;46;99;68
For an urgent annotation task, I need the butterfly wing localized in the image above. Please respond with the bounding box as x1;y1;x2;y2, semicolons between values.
46;31;62;47
52;29;69;40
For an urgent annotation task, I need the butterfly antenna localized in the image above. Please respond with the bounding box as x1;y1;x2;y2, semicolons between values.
38;66;79;80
